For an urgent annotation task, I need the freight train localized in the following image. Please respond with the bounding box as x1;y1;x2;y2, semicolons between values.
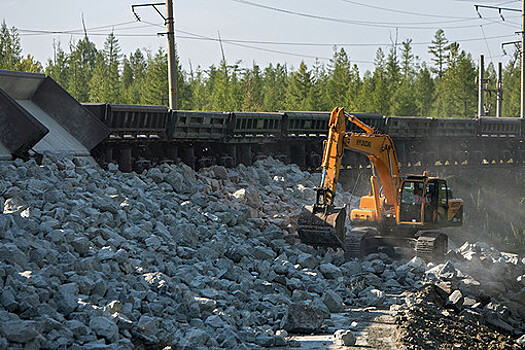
83;103;525;172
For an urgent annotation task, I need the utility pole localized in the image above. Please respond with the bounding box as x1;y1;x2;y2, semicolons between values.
478;55;504;117
476;3;523;118
166;0;178;110
132;1;178;110
521;0;525;119
497;62;503;117
478;55;484;117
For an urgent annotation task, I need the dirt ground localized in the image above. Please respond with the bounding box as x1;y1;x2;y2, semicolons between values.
288;286;521;349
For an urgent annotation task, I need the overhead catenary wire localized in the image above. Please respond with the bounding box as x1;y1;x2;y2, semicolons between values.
480;24;494;64
10;4;517;69
17;19;516;49
229;0;520;30
338;0;473;19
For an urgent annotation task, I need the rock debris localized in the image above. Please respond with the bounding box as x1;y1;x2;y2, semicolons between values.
0;154;522;349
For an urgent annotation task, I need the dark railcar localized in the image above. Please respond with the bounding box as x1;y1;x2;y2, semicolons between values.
84;103;168;139
230;112;283;138
168;110;230;140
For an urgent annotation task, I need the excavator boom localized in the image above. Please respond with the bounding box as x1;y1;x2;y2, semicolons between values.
297;107;394;248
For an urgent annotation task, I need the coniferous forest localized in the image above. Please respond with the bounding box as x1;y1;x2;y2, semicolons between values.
1;20;522;117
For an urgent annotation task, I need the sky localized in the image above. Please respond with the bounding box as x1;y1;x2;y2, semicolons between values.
2;0;524;74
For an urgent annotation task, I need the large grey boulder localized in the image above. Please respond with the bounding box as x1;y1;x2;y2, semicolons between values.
55;283;79;316
322;289;344;313
0;320;39;343
89;316;119;343
320;263;343;280
334;329;356;346
358;287;385;307
281;303;325;333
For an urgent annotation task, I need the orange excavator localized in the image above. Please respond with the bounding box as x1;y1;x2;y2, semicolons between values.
297;107;463;259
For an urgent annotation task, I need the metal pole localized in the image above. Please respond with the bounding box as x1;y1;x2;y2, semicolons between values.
520;1;525;119
478;54;484;117
497;62;503;117
166;0;178;110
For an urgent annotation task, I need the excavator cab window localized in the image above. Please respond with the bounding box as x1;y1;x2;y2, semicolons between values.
436;180;449;222
399;181;424;223
424;180;439;223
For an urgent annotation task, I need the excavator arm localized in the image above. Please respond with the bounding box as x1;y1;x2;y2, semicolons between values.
317;107;401;208
298;107;401;248
316;107;347;206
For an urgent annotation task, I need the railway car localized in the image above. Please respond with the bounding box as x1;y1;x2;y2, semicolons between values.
82;103;525;172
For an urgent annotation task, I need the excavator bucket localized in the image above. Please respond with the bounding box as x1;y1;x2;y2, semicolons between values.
297;205;347;248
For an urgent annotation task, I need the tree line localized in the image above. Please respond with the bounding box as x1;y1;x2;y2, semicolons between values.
1;20;522;117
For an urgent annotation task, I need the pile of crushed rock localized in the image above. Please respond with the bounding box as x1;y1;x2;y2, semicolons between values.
0;154;523;349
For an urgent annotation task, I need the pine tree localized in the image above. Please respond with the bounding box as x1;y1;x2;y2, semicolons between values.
262;63;287;111
326;48;352;108
89;33;122;103
366;48;390;114
502;48;520;116
309;58;328;110
0;21;22;70
392;80;417;116
68;36;97;102
400;39;416;81
345;64;361;111
210;60;232;111
286;61;313;110
429;29;450;78
242;63;264;111
229;65;243;111
45;42;70;90
391;39;418;116
188;68;209;110
356;70;372;112
432;43;477;117
89;52;108;103
121;57;133;96
414;63;435;116
142;48;169;106
121;49;146;104
386;45;401;89
105;33;122;103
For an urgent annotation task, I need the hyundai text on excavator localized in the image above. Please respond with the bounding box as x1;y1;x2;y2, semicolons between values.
297;107;463;260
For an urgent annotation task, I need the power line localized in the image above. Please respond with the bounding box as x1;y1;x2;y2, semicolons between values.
338;0;472;19
480;25;494;63
229;0;519;29
17;21;143;37
17;21;515;49
176;32;513;47
173;27;336;62
18;30;158;37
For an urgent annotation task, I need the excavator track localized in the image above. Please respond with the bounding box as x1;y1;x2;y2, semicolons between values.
344;227;380;260
344;231;366;260
415;232;448;261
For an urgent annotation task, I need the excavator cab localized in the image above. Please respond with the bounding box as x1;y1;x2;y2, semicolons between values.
399;180;426;224
398;177;462;228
